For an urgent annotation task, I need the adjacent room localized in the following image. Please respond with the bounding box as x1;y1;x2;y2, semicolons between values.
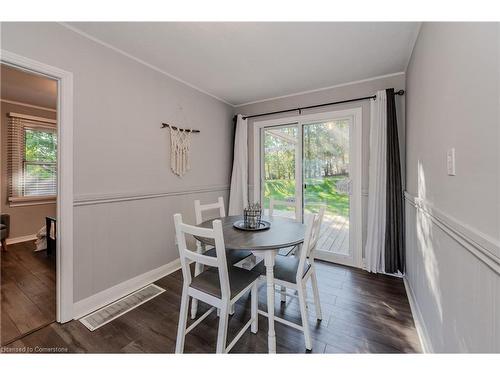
1;64;58;345
0;21;498;355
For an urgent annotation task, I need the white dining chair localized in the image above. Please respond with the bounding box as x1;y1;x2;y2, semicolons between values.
191;197;253;319
269;198;299;257
269;197;300;302
257;205;325;351
174;213;260;354
194;196;225;225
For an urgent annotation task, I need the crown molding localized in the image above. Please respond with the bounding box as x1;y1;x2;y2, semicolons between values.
59;22;234;107
234;72;405;108
58;23;409;110
405;22;423;72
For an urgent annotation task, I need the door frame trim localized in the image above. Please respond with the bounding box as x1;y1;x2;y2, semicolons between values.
252;108;363;268
1;49;74;322
257;122;302;216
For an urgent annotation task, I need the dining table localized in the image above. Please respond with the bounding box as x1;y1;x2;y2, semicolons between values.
195;214;306;353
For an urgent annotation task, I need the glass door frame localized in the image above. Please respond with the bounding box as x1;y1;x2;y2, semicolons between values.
259;122;302;219
253;108;363;268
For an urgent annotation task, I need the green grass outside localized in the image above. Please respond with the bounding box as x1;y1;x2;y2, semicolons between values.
263;175;349;218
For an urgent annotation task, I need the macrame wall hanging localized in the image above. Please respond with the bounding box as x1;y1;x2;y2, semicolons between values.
161;122;200;177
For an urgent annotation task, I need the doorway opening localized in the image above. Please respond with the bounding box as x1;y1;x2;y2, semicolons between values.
0;64;58;345
254;108;362;268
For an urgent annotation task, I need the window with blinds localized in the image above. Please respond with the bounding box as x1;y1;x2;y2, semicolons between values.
8;113;57;202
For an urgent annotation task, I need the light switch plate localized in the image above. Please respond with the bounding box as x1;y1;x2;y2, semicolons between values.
447;148;456;176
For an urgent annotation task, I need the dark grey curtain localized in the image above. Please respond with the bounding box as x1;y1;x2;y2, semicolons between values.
229;115;238;182
385;88;405;274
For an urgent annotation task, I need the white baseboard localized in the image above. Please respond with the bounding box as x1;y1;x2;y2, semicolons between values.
73;258;181;319
6;234;37;245
403;276;432;353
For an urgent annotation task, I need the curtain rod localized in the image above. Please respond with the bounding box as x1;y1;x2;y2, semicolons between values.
161;123;200;133
236;89;405;121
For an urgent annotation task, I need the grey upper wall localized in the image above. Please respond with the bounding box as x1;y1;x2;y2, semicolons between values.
236;74;406;251
406;22;499;242
1;22;234;302
1;23;234;198
237;73;406;191
405;22;499;352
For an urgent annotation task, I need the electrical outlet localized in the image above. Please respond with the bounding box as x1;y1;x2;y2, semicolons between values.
447;148;456;176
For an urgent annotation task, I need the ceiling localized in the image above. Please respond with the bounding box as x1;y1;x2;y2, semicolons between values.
1;64;57;109
68;22;420;106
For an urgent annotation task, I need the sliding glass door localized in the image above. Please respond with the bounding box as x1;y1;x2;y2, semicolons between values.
261;124;299;217
303;119;352;263
257;109;361;267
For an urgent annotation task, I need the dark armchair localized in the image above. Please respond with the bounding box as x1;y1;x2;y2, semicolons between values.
1;213;10;251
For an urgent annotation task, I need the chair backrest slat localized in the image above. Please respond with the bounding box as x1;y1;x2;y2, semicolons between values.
194;196;226;225
178;221;217;239
305;206;325;258
174;213;230;298
296;205;325;282
182;249;219;267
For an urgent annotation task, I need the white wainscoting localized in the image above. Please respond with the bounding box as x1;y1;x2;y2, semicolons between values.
72;185;230;316
74;184;230;206
405;191;500;352
73;258;181;319
403;277;432;353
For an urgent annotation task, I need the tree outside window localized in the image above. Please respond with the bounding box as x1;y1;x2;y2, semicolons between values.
23;128;57;196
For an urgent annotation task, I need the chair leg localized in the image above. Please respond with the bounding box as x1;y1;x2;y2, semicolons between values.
303;285;309;309
280;286;286;303
251;283;258;334
310;268;322;320
175;286;190;353
229;304;235;315
297;282;312;351
1;239;7;252
216;301;230;354
190;245;205;319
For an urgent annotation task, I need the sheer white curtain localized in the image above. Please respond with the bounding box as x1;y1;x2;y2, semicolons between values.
365;90;387;273
228;114;248;215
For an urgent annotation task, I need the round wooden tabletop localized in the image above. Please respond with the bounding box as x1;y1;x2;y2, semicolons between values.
195;215;306;251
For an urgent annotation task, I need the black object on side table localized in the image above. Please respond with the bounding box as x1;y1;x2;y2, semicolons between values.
46;216;56;257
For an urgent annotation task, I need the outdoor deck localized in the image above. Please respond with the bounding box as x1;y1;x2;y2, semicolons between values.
316;214;349;255
265;209;349;256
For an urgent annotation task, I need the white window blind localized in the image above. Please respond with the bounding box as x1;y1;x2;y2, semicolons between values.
8;113;57;200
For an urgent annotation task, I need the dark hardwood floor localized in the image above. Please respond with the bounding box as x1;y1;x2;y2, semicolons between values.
1;240;56;345
1;260;421;353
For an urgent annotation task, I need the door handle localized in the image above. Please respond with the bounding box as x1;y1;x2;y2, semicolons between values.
303;183;307;189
